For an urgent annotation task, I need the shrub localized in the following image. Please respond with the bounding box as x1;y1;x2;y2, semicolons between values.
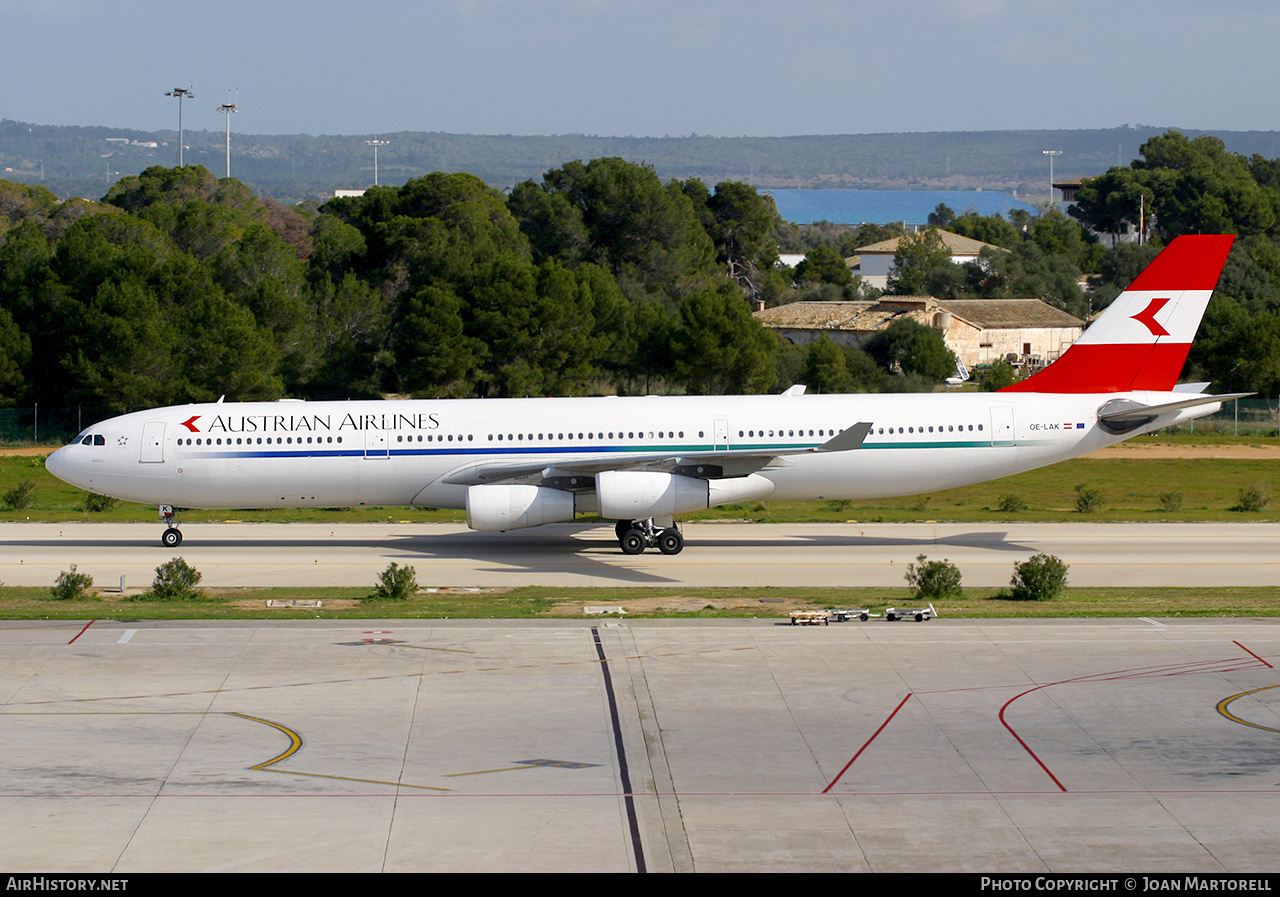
368;562;418;601
1009;553;1069;601
3;480;36;511
1231;484;1270;513
1158;491;1183;512
50;565;93;601
144;557;203;600
83;492;119;513
904;554;962;601
1074;483;1105;513
979;358;1019;391
997;493;1026;513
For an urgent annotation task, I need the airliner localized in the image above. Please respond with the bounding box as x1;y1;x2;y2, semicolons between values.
46;235;1242;555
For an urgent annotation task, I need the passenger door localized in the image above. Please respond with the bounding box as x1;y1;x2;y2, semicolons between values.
989;406;1015;446
140;421;166;463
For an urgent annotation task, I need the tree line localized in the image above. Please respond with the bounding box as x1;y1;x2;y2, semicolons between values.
2;133;1279;425
0;159;795;414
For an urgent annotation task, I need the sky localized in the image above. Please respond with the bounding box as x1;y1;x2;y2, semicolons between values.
2;0;1278;138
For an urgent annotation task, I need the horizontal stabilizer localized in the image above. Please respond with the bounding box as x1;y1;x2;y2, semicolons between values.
1098;392;1253;423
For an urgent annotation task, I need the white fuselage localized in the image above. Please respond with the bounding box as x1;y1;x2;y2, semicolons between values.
45;391;1215;515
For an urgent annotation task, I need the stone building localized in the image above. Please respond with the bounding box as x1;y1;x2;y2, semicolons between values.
851;231;1005;290
754;297;1085;371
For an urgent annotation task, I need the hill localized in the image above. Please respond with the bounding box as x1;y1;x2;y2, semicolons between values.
6;119;1280;204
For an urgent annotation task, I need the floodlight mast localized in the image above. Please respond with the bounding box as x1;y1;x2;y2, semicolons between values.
166;87;194;167
216;92;239;178
367;138;389;186
1043;149;1062;210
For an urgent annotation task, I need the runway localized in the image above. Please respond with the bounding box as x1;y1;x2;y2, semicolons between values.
2;618;1278;872
2;521;1279;589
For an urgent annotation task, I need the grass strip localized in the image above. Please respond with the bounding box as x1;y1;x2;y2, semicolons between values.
3;585;1278;621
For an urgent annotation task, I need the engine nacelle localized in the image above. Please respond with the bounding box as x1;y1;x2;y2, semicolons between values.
466;484;577;531
596;471;776;520
597;471;708;520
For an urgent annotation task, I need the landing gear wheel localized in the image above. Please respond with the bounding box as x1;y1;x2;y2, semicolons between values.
620;529;646;555
615;519;637;542
162;528;183;548
657;528;684;555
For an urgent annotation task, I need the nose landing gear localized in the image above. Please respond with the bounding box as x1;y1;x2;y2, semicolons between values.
614;519;684;555
159;505;183;547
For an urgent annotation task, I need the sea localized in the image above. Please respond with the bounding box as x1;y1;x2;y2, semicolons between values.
765;189;1039;226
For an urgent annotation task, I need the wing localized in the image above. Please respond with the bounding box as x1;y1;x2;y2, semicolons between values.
440;421;874;488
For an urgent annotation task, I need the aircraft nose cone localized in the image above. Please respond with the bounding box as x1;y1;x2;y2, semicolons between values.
45;445;77;487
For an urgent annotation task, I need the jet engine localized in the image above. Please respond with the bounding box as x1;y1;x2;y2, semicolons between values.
596;470;775;520
466;484;577;531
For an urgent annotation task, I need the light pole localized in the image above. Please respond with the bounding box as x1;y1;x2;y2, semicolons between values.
166;87;194;166
366;138;389;186
1043;149;1062;211
216;92;238;179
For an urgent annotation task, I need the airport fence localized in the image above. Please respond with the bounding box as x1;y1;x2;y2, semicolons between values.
0;405;116;446
1157;397;1280;436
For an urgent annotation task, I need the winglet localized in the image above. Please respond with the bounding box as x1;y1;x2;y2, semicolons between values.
815;421;873;453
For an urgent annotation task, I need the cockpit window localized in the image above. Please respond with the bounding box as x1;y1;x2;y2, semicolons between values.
78;435;105;446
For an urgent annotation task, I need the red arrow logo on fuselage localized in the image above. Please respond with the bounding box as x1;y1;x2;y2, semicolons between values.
1132;297;1171;336
180;415;202;432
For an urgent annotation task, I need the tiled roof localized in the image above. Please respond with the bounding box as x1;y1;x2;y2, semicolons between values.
753;301;928;332
855;230;1004;256
754;298;1083;332
933;299;1084;329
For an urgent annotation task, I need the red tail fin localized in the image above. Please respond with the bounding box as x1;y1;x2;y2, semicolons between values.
1000;234;1234;393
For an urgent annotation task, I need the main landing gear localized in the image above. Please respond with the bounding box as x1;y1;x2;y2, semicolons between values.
614;519;684;555
159;505;183;548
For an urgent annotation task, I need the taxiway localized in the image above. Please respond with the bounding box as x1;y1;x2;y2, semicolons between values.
1;521;1278;589
1;617;1277;872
